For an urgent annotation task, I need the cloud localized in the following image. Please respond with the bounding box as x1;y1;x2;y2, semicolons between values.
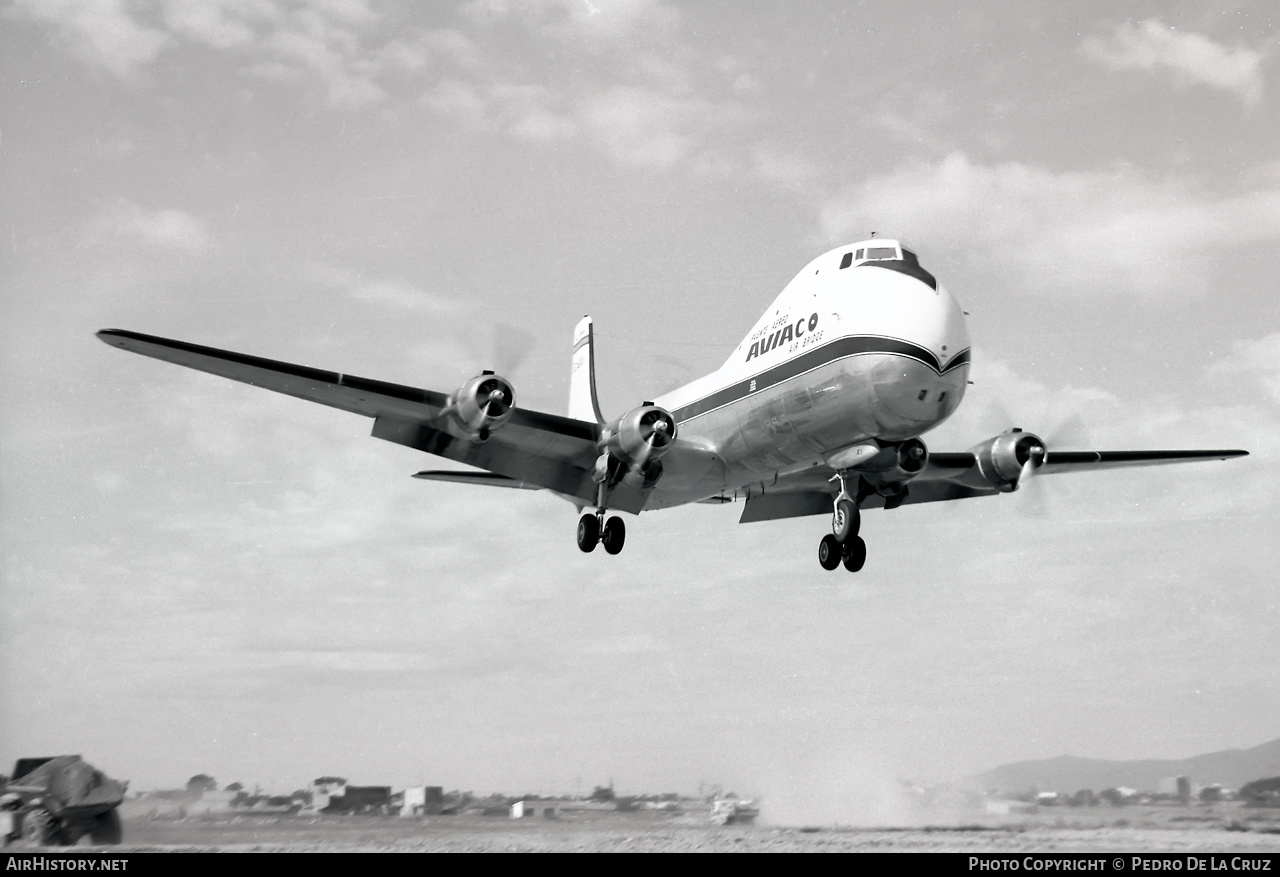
95;202;212;254
1207;333;1280;403
161;0;274;50
14;0;421;109
8;0;169;80
460;0;679;41
424;80;580;144
1080;19;1265;106
819;153;1280;296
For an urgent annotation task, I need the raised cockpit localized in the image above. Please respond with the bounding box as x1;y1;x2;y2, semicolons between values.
838;238;937;290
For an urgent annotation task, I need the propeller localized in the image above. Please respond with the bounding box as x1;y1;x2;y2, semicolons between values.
1015;440;1046;490
1013;416;1090;517
979;401;1093;516
476;376;514;419
634;408;675;469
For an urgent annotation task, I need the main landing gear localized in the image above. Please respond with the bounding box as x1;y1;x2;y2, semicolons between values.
577;511;626;555
818;473;867;572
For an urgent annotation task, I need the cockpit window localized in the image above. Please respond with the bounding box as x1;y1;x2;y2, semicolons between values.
855;248;864;260
865;246;898;260
839;252;853;269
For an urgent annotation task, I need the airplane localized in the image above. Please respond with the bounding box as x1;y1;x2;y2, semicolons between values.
97;236;1248;571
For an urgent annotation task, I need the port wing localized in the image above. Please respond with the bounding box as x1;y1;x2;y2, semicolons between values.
95;329;646;509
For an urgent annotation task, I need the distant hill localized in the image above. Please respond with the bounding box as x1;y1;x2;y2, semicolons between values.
972;738;1280;795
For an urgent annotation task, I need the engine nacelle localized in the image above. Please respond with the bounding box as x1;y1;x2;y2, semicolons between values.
831;438;929;495
594;404;677;489
445;371;516;442
967;429;1046;492
601;404;678;468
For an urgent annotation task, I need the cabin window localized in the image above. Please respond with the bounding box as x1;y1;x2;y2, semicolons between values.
917;389;928;401
839;252;852;269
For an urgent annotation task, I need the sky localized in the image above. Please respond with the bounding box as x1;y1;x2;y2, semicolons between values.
2;1;1278;816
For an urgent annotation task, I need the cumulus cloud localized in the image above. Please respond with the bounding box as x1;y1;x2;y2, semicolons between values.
8;0;169;80
1080;19;1265;106
1207;333;1280;403
422;79;580;144
461;0;679;41
97;202;212;254
819;153;1280;296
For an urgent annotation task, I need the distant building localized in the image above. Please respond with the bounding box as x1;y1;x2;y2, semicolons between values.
324;785;392;814
985;799;1036;815
510;799;558;819
311;778;347;811
400;786;443;817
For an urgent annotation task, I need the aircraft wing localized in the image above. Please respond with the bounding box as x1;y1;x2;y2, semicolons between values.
738;447;1248;522
95;329;648;510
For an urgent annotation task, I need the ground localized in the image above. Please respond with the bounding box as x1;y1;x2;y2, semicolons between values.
26;802;1278;852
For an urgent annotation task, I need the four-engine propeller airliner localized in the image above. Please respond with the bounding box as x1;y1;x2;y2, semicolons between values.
97;237;1247;571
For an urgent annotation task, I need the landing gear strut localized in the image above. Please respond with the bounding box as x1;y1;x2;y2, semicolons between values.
818;470;867;573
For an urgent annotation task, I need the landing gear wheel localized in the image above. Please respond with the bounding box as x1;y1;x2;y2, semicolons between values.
20;807;55;846
818;534;842;570
601;516;626;555
842;536;867;572
832;498;859;542
576;513;599;552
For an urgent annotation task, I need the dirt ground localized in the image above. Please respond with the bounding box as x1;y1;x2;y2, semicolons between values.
69;804;1280;852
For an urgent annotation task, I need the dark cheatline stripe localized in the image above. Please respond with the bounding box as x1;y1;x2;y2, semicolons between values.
669;335;970;423
942;348;970;373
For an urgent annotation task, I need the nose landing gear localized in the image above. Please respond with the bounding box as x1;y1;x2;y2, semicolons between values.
819;471;867;572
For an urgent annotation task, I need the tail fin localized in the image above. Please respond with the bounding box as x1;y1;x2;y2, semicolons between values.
569;315;605;424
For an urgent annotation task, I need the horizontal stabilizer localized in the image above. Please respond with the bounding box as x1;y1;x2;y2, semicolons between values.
412;470;543;490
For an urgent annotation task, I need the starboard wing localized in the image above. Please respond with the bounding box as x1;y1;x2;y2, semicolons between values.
737;447;1248;522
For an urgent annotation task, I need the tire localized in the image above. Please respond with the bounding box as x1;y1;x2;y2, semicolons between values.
89;810;122;845
20;808;56;847
576;513;599;552
602;516;626;555
818;534;842;570
831;498;859;542
842;536;867;572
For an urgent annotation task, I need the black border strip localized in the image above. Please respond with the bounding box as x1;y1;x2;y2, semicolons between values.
670;336;969;423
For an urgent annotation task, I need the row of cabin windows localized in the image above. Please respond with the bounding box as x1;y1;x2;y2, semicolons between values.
839;246;899;269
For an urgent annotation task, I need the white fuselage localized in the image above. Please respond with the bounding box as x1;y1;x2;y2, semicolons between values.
645;241;971;508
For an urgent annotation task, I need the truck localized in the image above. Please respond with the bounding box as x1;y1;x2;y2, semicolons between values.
0;756;127;846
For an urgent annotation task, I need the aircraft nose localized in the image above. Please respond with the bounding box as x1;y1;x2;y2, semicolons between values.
863;277;970;437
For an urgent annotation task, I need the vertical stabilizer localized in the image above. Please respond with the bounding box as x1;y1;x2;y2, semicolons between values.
569;315;605;424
